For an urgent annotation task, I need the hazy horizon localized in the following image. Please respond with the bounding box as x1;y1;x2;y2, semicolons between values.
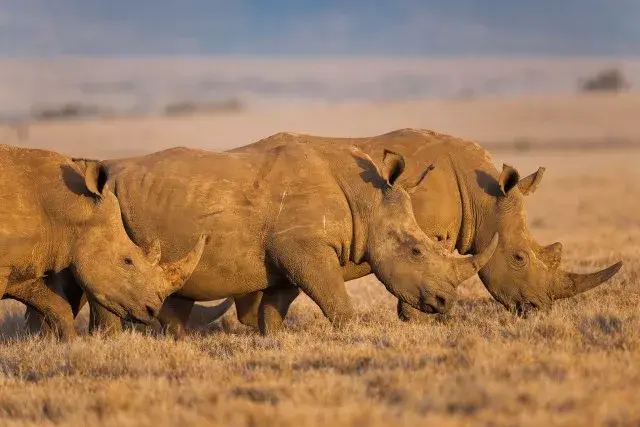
0;55;637;123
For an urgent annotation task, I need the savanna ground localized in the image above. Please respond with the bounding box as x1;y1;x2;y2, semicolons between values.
1;94;640;426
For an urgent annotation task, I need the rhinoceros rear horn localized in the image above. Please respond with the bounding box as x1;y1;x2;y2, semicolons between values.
145;239;162;266
551;261;623;300
160;234;208;295
453;233;499;283
538;242;562;269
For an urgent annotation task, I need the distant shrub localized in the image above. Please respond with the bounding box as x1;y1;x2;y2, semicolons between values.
455;87;476;100
31;103;102;121
164;98;244;116
579;68;630;93
513;138;532;152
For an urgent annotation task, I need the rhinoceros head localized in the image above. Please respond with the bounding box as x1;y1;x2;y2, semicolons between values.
362;149;499;315
68;161;207;323
475;164;622;315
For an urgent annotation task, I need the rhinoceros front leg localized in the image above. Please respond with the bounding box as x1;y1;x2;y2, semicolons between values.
88;295;195;339
397;300;434;323
8;277;77;341
25;270;87;335
156;295;195;338
87;300;126;336
268;239;354;330
258;283;300;335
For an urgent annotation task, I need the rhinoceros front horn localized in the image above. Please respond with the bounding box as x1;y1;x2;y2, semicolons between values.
453;233;499;283
160;234;209;296
551;261;623;300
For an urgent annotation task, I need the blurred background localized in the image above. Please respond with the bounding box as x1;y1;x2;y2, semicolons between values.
0;0;639;157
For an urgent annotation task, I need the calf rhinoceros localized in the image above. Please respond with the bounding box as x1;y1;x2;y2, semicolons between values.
217;129;621;329
0;144;206;340
27;142;498;336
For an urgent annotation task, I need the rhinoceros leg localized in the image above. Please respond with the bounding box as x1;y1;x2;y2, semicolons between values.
8;277;77;341
87;300;167;336
397;300;433;323
156;295;195;338
268;241;354;329
234;292;264;329
24;305;49;335
25;270;88;336
258;284;300;335
89;295;197;339
0;268;9;297
88;301;125;336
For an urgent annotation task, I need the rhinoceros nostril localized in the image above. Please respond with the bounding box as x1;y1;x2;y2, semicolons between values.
435;294;447;309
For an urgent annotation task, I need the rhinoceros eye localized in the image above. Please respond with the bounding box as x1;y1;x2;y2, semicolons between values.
122;257;134;266
411;247;423;257
512;251;528;267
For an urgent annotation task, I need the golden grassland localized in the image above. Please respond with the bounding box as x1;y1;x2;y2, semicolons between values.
1;96;640;426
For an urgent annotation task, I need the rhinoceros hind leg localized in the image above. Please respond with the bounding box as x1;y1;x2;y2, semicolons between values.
234;292;264;329
268;240;354;329
258;284;300;335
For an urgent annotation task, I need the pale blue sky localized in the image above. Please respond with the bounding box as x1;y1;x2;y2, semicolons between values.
0;0;638;56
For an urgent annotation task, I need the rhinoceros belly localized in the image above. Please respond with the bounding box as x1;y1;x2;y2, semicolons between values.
175;242;271;300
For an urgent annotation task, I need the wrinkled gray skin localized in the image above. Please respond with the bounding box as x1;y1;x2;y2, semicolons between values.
27;142;498;336
0;144;206;340
189;128;622;330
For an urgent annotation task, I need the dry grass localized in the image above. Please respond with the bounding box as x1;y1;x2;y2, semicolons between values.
2;98;640;426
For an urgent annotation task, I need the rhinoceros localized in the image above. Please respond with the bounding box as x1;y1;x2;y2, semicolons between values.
178;128;623;331
26;142;498;336
215;129;621;329
0;144;206;340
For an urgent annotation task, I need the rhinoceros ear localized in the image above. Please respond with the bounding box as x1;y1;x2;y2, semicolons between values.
518;167;545;196
382;149;406;186
498;164;520;196
405;164;435;194
83;161;108;198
